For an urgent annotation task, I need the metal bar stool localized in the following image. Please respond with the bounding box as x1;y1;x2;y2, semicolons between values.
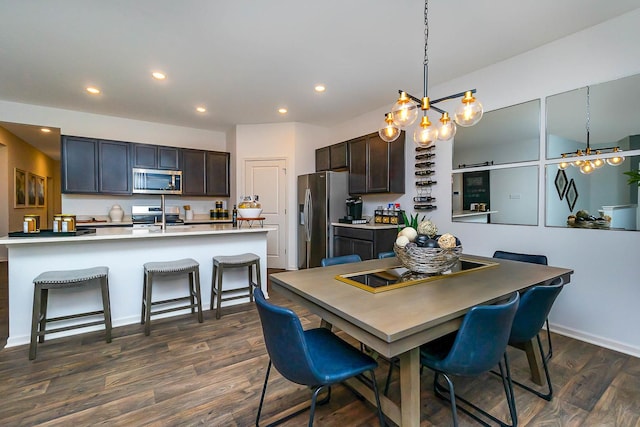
30;266;112;360
211;253;261;319
141;258;203;336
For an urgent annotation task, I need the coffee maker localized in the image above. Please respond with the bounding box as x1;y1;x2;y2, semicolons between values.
343;196;365;223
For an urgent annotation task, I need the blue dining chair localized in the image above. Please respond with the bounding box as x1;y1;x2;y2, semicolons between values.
377;251;395;259
420;293;520;427
254;288;386;427
493;250;558;359
320;254;362;266
504;282;564;401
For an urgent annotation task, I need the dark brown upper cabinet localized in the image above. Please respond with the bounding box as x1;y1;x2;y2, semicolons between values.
133;143;180;170
315;142;348;172
348;131;405;195
182;149;230;197
62;135;131;194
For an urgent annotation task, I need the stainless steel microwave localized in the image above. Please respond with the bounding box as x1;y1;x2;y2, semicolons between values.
132;168;183;194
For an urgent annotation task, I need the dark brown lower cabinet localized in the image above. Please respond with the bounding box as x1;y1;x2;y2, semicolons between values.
332;226;397;261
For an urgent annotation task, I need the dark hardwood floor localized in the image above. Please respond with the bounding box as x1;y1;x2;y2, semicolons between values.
0;266;638;426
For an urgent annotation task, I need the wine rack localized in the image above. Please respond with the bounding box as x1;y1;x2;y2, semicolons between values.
414;145;436;211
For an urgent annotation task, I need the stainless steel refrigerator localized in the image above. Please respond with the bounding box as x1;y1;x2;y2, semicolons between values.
298;171;348;269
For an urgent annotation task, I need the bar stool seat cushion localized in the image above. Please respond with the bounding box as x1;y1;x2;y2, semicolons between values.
213;253;260;266
34;266;109;287
144;258;199;273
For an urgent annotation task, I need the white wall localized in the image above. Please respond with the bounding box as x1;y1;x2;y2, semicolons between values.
322;9;640;357
235;122;329;270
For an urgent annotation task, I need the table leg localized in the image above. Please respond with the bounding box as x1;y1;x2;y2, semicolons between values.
512;337;544;386
399;347;421;427
523;338;544;385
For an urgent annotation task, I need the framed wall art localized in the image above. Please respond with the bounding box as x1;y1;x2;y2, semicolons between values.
37;175;46;206
14;168;26;208
554;169;567;200
27;172;37;206
565;178;578;212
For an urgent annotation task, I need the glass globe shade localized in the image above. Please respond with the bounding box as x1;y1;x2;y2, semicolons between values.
413;115;438;147
606;153;625;166
413;126;438;147
391;92;418;128
579;160;594;174
454;93;483;127
558;161;569;170
378;114;401;143
592;157;605;169
437;113;456;141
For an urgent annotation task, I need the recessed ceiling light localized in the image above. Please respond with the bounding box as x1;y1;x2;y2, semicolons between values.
86;86;101;95
152;71;167;80
196;106;207;113
40;128;51;133
278;108;288;114
314;84;326;93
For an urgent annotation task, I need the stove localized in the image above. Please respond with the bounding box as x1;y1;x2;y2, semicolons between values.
131;205;184;227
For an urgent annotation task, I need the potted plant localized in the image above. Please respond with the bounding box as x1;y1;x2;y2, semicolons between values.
623;170;640;186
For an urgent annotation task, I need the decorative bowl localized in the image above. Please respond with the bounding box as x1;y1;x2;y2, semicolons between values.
394;243;463;274
237;207;263;218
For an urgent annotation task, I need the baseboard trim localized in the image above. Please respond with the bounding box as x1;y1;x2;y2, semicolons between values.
551;324;640;358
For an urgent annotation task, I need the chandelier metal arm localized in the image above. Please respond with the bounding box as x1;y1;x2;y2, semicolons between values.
396;88;478;115
561;146;620;157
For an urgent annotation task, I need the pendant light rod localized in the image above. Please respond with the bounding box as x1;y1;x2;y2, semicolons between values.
397;88;478;115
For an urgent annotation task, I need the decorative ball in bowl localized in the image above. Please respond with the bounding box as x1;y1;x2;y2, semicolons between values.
237;207;263;218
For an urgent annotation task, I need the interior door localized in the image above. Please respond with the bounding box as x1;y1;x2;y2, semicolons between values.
244;159;287;269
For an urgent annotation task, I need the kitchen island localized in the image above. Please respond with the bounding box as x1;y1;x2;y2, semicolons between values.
0;224;274;347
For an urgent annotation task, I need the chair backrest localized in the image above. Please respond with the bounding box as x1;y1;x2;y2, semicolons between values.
442;293;520;376
493;250;548;265
254;288;320;385
320;254;362;267
377;251;395;259
510;282;564;344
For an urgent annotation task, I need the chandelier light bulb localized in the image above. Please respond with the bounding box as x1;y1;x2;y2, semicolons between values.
413;115;438;147
606;148;625;166
391;92;419;128
579;160;595;174
592;152;605;169
437;112;456;141
378;113;401;143
558;154;569;170
454;91;483;127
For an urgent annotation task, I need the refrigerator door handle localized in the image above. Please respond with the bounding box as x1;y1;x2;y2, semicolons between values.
304;188;312;242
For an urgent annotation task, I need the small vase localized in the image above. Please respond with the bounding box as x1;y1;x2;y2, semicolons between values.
109;204;124;222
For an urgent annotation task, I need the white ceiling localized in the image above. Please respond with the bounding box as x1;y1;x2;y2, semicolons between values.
1;0;640;158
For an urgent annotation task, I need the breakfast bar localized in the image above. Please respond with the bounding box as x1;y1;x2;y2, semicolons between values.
0;224;274;347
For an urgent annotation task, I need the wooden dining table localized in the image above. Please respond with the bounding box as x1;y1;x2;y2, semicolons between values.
269;255;573;427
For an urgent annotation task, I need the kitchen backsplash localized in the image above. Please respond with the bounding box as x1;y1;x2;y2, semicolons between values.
62;194;230;219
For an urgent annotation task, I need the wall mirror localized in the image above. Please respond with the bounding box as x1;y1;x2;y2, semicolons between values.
453;99;540;169
546;155;639;230
452;166;538;226
451;99;540;226
546;73;640;231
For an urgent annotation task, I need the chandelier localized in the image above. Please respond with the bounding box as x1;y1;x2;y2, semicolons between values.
558;86;624;174
378;0;483;145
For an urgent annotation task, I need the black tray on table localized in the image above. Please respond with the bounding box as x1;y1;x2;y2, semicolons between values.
8;228;97;237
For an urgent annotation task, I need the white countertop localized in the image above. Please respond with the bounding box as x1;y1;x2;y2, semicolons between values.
0;224;274;246
331;222;398;230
